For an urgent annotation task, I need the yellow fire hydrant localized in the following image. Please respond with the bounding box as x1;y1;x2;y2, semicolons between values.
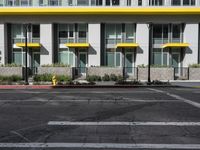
52;75;57;86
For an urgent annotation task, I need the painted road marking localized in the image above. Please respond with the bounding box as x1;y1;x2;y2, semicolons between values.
148;88;200;109
0;99;180;103
48;121;200;126
0;143;200;149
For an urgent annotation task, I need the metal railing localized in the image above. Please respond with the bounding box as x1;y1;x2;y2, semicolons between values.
173;67;189;80
73;67;88;79
123;67;138;80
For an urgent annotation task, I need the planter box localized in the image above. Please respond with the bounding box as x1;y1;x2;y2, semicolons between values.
37;67;73;77
88;67;123;77
0;67;23;77
138;68;174;81
189;68;200;80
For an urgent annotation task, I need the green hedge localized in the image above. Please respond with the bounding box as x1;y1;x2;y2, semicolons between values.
41;63;70;67
33;74;72;83
189;64;200;68
86;74;123;82
0;75;22;82
0;63;22;67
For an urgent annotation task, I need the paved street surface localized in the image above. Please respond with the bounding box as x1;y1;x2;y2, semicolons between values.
0;87;200;149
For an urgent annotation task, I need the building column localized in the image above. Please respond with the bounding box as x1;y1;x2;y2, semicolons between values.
135;24;149;66
0;24;6;64
183;24;198;66
40;24;53;65
88;23;101;66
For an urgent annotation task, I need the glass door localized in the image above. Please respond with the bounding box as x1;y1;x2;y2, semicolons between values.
125;52;134;75
79;52;87;75
172;53;180;76
32;53;40;74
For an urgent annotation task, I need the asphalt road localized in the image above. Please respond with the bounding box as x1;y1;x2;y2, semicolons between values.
0;87;200;150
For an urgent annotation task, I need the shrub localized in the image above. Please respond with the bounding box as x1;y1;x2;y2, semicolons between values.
33;74;53;82
150;64;170;68
0;63;22;67
0;75;22;82
86;75;101;82
137;64;146;68
41;63;70;67
117;75;124;82
110;74;117;81
102;74;110;81
33;74;72;83
189;64;200;68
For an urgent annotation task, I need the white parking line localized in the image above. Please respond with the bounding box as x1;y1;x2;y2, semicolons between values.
48;121;200;126
0;143;200;149
148;88;200;109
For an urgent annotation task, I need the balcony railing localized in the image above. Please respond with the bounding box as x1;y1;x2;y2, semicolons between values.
13;38;40;44
0;0;199;7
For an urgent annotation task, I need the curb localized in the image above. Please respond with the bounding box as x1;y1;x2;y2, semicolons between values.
0;85;181;89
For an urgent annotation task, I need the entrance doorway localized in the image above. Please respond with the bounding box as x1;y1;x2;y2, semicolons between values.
78;52;87;76
125;52;134;76
32;52;40;74
172;53;180;76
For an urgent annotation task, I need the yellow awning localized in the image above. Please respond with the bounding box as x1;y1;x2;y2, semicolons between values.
65;43;90;48
116;43;139;48
16;43;41;48
162;43;190;48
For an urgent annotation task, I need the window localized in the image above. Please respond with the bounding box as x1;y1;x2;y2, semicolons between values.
105;24;122;44
106;49;121;67
12;49;25;66
21;0;31;6
6;0;19;6
172;0;181;5
58;24;74;38
125;24;135;42
32;25;40;38
12;24;25;43
149;0;163;6
172;24;182;43
77;0;89;6
78;24;88;41
127;0;131;6
153;24;169;44
49;0;59;6
138;0;142;6
91;0;102;5
58;49;74;66
106;0;119;6
152;48;169;66
183;0;195;5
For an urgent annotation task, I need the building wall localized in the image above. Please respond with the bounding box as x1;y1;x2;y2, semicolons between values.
40;24;53;65
88;23;101;66
183;24;199;67
136;24;149;66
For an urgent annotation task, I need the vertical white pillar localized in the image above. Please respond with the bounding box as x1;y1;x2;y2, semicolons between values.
88;23;101;66
40;24;53;65
183;24;199;67
0;24;6;64
136;24;149;66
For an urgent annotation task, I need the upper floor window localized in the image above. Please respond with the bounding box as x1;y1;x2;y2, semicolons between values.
48;0;60;6
125;24;136;42
172;0;195;6
77;0;89;6
138;0;142;6
106;0;120;6
32;25;40;38
78;24;88;42
172;24;183;42
149;0;163;6
153;24;169;44
91;0;102;6
106;24;122;44
5;0;19;6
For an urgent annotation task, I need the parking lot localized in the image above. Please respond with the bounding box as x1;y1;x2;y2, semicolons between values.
0;87;200;149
